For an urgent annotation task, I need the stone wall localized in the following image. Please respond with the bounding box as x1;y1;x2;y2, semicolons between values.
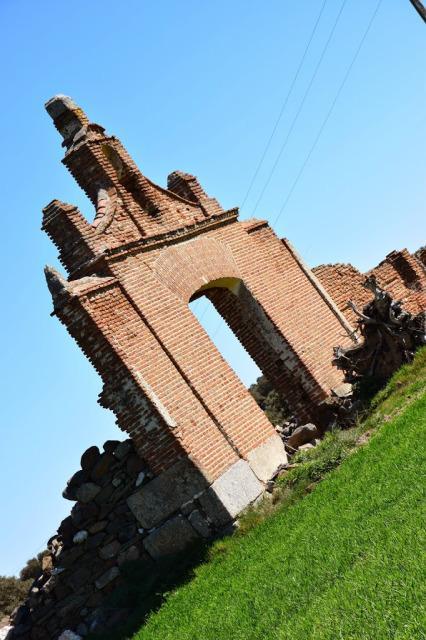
8;438;271;639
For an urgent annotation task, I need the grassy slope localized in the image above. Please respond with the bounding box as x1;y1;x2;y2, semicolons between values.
132;349;426;640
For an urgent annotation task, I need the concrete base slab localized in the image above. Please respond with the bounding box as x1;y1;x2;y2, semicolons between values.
143;515;199;560
247;434;287;482
199;459;263;527
127;459;207;528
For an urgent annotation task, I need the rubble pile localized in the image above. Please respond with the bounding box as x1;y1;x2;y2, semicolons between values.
7;439;153;639
276;419;321;456
8;430;266;640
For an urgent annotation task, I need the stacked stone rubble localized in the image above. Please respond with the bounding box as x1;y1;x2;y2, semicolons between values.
9;438;255;640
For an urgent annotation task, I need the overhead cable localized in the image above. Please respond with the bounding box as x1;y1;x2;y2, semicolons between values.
252;0;349;216
272;0;383;227
240;0;328;210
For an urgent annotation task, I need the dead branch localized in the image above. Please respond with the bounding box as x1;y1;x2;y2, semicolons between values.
333;276;425;386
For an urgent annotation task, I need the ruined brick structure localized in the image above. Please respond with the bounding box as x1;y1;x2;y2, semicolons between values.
314;248;426;327
42;95;354;526
9;95;423;640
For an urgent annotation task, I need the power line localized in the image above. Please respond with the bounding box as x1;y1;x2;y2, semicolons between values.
210;319;223;340
252;0;349;217
272;0;383;228
193;300;223;344
197;300;210;322
240;0;328;211
199;1;347;345
206;1;382;343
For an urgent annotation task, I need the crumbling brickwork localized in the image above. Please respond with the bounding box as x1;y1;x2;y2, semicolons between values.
415;245;426;268
313;248;426;326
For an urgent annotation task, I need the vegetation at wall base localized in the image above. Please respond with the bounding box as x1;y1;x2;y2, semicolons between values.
249;375;290;426
98;348;426;640
0;552;49;619
0;577;31;620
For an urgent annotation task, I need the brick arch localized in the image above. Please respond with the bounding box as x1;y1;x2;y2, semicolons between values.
153;237;242;302
154;236;322;421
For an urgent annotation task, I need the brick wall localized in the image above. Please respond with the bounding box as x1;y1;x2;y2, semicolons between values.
43;96;353;485
313;248;426;324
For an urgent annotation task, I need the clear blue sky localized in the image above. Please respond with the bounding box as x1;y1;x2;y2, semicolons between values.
0;0;424;576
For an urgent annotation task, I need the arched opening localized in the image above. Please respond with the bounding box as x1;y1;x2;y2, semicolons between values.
153;234;337;426
189;278;291;427
189;296;260;388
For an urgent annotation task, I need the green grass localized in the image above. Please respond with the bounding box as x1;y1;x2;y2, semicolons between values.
128;349;426;640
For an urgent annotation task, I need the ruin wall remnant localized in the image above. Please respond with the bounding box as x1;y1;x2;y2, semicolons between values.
313;248;426;326
42;94;353;507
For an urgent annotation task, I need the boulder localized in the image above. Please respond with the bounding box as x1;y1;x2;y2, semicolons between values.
117;523;137;544
71;502;99;527
127;459;207;528
126;454;145;478
72;531;88;545
88;521;107;535
80;447;101;473
98;541;121;560
62;471;87;501
287;423;320;449
76;483;101;504
95;567;120;590
10;606;30;626
65;568;91;591
90;454;116;483
117;545;139;566
57;630;82;640
85;532;106;550
298;442;315;451
331;383;352;399
41;555;53;572
143;516;199;560
58;516;75;545
57;593;87;619
6;623;31;637
55;546;84;568
188;510;212;538
94;484;115;505
103;440;120;455
113;440;132;461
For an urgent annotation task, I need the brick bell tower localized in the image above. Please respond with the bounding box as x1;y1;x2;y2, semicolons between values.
43;95;352;522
